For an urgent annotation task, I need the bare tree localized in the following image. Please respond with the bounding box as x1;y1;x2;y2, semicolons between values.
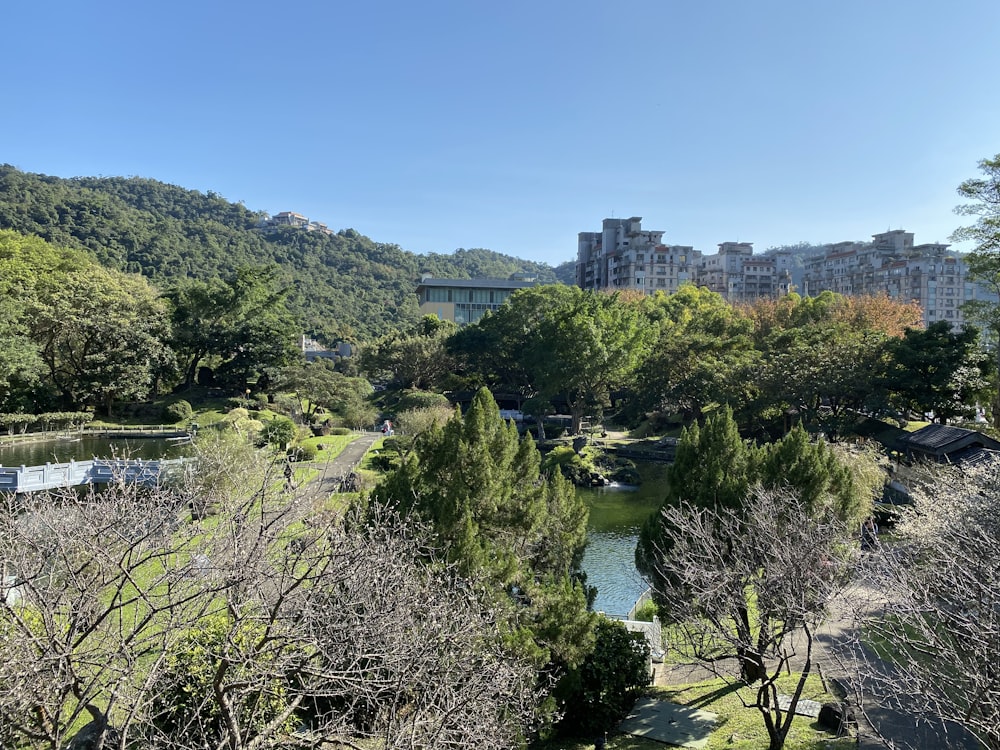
0;436;543;750
650;488;852;750
855;458;1000;749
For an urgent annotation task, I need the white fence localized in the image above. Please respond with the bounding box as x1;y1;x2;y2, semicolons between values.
0;458;188;494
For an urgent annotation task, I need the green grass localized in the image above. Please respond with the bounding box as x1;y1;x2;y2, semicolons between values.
297;433;357;462
542;673;852;750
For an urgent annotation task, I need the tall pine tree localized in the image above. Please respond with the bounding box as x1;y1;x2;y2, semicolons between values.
373;388;595;670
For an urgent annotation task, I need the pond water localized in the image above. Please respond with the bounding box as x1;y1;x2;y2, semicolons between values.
0;436;190;467
579;462;668;616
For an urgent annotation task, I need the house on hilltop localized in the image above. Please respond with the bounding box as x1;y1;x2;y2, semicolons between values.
258;211;334;235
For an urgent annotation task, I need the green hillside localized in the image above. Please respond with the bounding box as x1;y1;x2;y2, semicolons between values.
0;165;558;341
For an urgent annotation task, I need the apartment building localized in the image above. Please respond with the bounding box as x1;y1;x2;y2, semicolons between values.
576;217;698;294
696;242;791;302
801;230;985;327
575;217;790;302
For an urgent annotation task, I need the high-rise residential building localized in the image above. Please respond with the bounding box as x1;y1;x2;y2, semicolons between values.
697;242;791;302
800;230;988;327
575;217;790;301
576;217;697;294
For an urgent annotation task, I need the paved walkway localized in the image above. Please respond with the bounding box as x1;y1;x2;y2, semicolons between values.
653;574;980;749
297;431;381;499
812;578;979;749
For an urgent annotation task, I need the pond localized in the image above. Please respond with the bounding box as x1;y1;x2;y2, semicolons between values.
578;462;668;616
0;435;191;467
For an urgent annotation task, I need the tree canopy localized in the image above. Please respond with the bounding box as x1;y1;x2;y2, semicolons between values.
0;165;558;342
373;388;595;673
953;154;1000;422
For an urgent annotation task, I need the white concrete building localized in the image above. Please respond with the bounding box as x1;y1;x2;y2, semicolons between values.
576;217;698;294
801;230;987;327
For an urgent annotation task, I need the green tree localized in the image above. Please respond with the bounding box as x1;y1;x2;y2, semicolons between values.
374;387;595;673
166;267;299;390
447;284;581;400
758;423;867;522
557;617;651;738
749;292;899;436
261;415;297;450
0;296;41;411
634;285;758;422
637;408;875;675
277;359;373;423
0;231;93;410
953;154;1000;423
884;321;990;423
526;288;653;434
360;315;458;390
27;265;175;415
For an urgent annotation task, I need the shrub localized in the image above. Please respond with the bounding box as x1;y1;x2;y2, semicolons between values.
290;443;318;462
148;616;295;746
329;427;351;436
543;446;593;486
557;618;651;738
257;416;296;449
394;405;455;437
633;600;659;622
394;390;451;413
272;394;299;416
162;400;193;424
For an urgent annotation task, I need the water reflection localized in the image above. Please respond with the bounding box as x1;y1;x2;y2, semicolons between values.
0;436;190;467
579;462;667;616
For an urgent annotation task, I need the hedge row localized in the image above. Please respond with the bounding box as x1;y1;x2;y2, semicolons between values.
0;412;95;433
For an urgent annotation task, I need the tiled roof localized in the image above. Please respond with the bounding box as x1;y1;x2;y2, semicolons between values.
896;424;1000;455
947;446;1000;466
896;424;976;450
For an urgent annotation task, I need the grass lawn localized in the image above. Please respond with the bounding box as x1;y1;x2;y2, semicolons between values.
544;673;852;750
298;433;358;463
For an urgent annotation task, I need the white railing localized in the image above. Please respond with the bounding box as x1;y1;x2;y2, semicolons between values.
0;458;188;494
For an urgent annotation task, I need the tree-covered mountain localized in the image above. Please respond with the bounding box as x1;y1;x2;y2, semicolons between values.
0;165;559;341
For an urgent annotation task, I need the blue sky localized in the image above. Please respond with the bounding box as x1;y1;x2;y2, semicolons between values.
4;1;999;266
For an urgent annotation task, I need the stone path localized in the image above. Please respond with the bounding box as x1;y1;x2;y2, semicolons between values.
811;578;979;749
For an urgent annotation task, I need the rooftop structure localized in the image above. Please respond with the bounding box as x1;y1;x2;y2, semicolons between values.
259;211;335;235
697;242;791;302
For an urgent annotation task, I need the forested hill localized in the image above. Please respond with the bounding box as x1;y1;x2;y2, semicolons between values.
0;165;559;341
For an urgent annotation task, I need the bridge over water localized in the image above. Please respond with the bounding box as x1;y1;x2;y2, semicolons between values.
0;458;188;494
